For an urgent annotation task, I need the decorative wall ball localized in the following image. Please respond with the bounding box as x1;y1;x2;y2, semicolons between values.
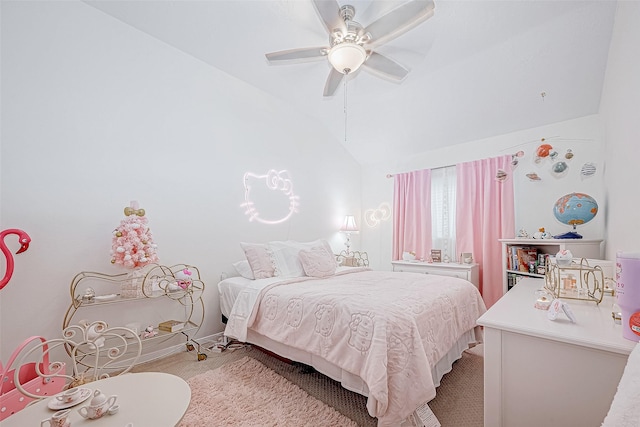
536;143;553;158
511;150;524;167
526;172;541;181
551;161;569;178
581;162;597;179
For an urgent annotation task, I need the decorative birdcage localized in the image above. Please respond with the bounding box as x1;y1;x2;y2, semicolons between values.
544;258;605;304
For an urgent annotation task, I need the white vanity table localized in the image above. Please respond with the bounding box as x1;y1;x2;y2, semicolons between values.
391;261;479;288
478;278;636;427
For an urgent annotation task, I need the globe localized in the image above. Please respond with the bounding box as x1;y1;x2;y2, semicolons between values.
552;192;598;238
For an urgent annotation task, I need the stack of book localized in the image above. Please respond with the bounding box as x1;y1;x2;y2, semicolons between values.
507;247;539;273
158;320;185;333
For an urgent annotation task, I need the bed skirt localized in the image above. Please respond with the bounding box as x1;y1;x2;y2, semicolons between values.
245;326;482;400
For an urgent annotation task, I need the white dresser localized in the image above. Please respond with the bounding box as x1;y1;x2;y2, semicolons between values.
478;278;636;427
391;261;479;288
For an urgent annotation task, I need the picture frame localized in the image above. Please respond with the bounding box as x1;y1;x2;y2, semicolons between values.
430;249;442;263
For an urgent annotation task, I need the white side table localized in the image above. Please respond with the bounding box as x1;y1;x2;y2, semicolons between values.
2;372;190;427
391;261;479;288
478;278;635;427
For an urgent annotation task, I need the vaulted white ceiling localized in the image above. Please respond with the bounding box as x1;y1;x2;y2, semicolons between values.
84;0;617;164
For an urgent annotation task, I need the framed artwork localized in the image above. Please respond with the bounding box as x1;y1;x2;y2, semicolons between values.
430;250;442;263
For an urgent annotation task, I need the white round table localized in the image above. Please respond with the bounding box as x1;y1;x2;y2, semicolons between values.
2;372;190;426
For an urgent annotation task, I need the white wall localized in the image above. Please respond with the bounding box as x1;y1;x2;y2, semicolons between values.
0;1;361;361
360;1;640;274
601;1;640;259
361;114;606;270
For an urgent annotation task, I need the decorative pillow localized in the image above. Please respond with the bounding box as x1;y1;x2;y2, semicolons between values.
268;239;335;278
299;246;337;278
232;260;255;280
240;242;275;279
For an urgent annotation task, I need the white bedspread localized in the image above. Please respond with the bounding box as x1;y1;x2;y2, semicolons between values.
224;268;485;426
601;342;640;427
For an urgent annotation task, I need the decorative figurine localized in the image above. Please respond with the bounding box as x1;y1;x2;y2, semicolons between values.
142;325;157;338
174;268;193;290
0;228;31;291
532;228;551;239
402;251;416;261
555;249;573;266
82;287;96;303
517;228;529;239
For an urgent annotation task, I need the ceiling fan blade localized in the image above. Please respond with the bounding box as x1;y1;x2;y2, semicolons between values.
323;68;345;97
363;0;435;50
312;0;346;35
362;52;409;81
265;47;328;64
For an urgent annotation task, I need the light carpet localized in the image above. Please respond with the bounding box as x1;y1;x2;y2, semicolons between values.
178;356;358;427
132;344;483;426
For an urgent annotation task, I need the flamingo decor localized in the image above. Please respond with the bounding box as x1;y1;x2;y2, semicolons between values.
1;228;31;291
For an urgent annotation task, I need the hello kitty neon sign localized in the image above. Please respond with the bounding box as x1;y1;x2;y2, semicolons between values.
364;203;392;227
241;169;300;224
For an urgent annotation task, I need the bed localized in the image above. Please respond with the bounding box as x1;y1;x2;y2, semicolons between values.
219;240;486;426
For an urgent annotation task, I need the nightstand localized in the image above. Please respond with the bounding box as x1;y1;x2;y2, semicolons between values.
391;260;479;288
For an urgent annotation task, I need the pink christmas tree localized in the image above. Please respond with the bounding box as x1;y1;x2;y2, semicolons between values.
110;201;159;269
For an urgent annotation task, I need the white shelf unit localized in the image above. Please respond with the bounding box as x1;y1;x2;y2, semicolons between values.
500;238;603;294
391;261;480;289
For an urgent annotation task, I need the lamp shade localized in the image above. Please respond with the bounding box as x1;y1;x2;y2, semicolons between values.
328;42;367;74
340;215;359;233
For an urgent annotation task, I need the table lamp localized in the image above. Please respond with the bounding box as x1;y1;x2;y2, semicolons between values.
340;215;359;256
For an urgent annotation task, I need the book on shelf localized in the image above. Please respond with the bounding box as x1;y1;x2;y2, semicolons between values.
158;320;185;332
515;247;538;273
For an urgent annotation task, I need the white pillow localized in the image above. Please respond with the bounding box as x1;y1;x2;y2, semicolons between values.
299;246;337;278
268;239;334;278
240;242;275;279
232;260;255;280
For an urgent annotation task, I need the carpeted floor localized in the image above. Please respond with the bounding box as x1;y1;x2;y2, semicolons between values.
131;343;484;426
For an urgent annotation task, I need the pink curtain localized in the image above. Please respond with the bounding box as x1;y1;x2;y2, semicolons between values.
456;155;514;308
393;170;432;261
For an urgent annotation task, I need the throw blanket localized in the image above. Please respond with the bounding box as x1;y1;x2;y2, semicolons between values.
224;269;486;426
601;342;640;427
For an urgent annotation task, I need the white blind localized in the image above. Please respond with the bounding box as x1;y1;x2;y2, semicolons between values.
431;166;457;262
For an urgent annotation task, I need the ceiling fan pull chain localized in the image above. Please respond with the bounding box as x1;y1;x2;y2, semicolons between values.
344;72;348;143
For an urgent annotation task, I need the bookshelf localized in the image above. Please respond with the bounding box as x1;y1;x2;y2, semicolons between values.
500;238;603;294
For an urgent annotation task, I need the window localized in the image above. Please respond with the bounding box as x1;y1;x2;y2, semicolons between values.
431;166;457;262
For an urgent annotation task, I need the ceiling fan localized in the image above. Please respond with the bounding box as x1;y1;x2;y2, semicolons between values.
265;0;435;97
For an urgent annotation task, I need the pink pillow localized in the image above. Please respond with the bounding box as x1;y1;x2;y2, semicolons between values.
298;246;337;278
240;242;275;279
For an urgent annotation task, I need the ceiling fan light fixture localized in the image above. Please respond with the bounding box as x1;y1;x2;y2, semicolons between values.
328;42;367;74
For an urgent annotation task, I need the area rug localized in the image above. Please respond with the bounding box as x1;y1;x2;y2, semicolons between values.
178;356;359;427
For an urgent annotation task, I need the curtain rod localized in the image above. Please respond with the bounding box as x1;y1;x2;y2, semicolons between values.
386;163;454;178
